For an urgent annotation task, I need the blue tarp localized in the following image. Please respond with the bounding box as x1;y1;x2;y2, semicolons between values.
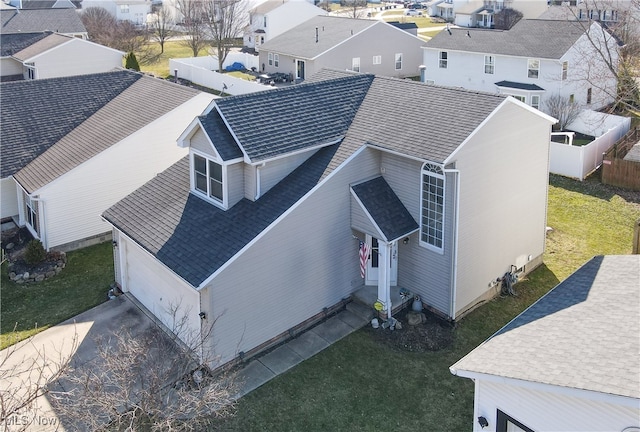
225;62;245;72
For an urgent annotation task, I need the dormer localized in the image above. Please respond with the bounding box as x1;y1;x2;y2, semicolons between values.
178;108;244;210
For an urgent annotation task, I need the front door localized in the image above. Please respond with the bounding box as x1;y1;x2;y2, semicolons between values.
296;60;305;80
365;235;397;286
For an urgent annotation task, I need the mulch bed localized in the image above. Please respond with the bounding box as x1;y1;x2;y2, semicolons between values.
364;308;455;353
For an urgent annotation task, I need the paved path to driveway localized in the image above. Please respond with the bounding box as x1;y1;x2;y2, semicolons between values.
1;296;372;430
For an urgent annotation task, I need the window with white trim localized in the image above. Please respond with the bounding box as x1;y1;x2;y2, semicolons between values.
274;53;279;67
24;193;39;235
484;55;494;74
120;4;129;13
421;163;444;250
193;153;224;203
586;87;592;104
439;51;447;68
531;95;540;109
496;410;534;432
511;95;526;102
352;57;360;72
395;53;402;70
372;55;381;65
527;59;539;79
268;52;273;66
562;61;568;80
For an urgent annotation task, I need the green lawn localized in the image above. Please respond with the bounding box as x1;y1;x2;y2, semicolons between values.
1;175;638;428
140;40;210;78
0;242;114;350
210;174;639;431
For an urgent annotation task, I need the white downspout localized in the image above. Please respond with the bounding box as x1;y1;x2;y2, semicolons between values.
443;168;460;320
386;241;394;320
255;162;265;200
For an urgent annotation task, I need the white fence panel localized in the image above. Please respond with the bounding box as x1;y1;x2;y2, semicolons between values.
169;57;274;96
550;110;631;180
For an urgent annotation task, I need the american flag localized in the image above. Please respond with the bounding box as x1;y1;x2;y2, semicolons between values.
359;241;370;279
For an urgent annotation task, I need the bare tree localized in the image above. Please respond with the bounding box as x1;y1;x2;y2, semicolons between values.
493;8;523;30
175;0;210;57
81;7;118;46
545;94;583;131
0;327;76;432
336;0;368;19
149;5;176;54
50;304;236;431
203;0;248;72
563;0;640;112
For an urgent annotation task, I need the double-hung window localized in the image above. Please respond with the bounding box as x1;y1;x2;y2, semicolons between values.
24;193;39;235
421;163;445;251
531;95;540;109
527;59;539;79
372;55;381;65
274;54;279;67
484;55;494;74
352;57;360;72
193;154;224;203
268;52;273;66
395;53;403;70
439;51;448;68
562;61;568;80
120;4;129;13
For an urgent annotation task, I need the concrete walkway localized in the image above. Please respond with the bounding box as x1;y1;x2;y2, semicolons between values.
232;301;373;399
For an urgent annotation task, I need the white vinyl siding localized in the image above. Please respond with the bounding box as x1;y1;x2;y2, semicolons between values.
474;379;640;432
1;177;19;220
31;93;212;250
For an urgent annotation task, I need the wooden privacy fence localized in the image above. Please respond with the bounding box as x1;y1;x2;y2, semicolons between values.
602;128;640;191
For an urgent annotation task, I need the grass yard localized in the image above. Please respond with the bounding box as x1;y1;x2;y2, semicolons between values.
0;242;114;350
210;173;640;431
139;40;210;78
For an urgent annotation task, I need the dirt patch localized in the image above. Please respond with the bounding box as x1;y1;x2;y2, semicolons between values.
364;308;454;353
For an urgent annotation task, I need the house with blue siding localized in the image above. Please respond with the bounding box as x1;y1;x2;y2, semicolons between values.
103;69;556;369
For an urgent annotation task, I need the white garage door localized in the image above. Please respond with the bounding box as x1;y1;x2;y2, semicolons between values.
124;239;200;340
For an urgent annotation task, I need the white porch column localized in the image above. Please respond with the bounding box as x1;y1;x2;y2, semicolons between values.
376;240;393;318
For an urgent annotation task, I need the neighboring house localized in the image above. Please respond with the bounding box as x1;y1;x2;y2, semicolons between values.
0;31;123;81
258;16;425;80
0;69;215;251
430;0;548;24
453;0;548;27
7;0;80;9
102;69;555;369
80;0;151;25
422;19;618;114
450;255;640;432
0;8;87;38
243;0;327;51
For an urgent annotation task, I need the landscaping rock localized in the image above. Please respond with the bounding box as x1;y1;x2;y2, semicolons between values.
6;242;14;250
9;272;16;280
407;311;426;326
35;274;45;282
46;271;56;278
23;272;30;279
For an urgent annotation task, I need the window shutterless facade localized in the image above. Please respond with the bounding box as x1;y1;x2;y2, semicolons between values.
439;51;448;68
421;163;445;251
531;95;540;109
562;61;568;80
484;55;494;74
527;59;539;79
395;53;402;70
268;52;273;66
373;55;381;65
23;193;39;235
193;153;224;204
352;57;360;72
274;54;279;67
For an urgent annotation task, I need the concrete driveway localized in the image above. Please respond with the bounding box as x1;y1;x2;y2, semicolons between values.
1;295;159;432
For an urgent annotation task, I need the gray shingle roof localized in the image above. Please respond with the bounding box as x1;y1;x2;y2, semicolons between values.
103;145;341;287
198;112;243;161
0;31;49;56
259;15;377;59
351;176;418;242
214;74;373;163
426;19;588;59
0;9;86;34
1;70;140;179
11;72;200;193
451;255;640;399
12;32;71;61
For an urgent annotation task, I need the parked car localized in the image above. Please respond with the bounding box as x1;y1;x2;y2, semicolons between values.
405;9;422;16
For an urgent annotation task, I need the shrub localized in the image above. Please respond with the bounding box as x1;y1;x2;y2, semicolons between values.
24;240;46;266
125;52;140;71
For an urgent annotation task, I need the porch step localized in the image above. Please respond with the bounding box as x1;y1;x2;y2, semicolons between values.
346;301;374;322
